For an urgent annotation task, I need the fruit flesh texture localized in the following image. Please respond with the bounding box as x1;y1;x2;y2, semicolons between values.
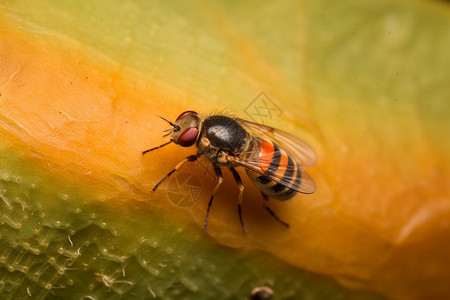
0;1;449;299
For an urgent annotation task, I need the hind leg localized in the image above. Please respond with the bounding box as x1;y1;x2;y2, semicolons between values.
261;192;290;228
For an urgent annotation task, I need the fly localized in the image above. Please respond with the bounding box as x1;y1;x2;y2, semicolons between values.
142;111;316;232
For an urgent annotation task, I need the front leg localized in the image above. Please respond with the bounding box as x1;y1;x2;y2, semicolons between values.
152;155;198;191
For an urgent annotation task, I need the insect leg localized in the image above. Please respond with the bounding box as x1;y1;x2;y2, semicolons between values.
152;155;198;191
261;192;290;228
142;140;173;155
204;164;223;229
229;167;247;233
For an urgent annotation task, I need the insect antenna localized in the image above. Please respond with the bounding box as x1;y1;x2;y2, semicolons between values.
162;131;172;137
157;115;180;131
142;114;179;155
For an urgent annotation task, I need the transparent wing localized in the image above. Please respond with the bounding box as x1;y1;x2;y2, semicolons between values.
236;118;317;167
228;153;316;194
227;118;317;194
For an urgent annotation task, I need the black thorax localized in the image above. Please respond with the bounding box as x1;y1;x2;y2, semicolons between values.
200;115;248;153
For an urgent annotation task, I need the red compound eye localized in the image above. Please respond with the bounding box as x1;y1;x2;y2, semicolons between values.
178;127;199;147
176;110;198;121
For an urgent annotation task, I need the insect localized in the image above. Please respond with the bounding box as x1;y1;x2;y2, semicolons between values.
142;111;316;232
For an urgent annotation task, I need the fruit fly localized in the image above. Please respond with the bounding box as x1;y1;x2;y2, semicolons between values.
142;111;317;232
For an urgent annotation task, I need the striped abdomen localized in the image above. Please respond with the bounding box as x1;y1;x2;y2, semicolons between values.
244;137;301;200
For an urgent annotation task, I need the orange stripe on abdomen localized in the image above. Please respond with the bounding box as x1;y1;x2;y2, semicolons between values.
258;138;274;172
273;149;289;179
